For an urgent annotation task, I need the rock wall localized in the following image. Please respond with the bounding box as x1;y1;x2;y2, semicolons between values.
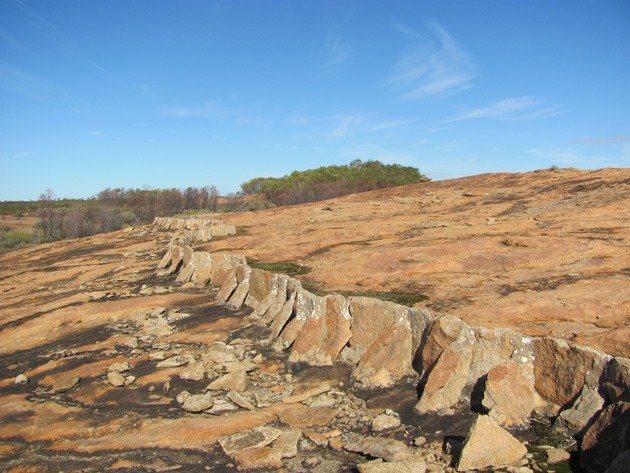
153;217;236;242
157;244;629;472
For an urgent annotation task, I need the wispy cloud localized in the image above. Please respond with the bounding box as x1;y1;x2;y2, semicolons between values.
11;150;34;160
444;96;563;123
159;101;263;126
89;130;105;136
369;118;415;132
387;22;478;99
323;34;354;68
325;114;366;138
576;134;630;145
293;112;414;139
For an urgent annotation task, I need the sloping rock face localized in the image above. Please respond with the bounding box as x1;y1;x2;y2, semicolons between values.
154;217;236;242
154;243;629;472
533;338;608;409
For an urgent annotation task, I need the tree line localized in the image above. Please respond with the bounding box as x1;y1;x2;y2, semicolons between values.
36;186;219;241
240;159;428;207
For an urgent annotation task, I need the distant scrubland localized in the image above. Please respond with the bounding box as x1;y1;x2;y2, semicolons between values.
0;160;427;248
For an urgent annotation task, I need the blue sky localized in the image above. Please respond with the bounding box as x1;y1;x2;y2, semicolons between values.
1;0;629;200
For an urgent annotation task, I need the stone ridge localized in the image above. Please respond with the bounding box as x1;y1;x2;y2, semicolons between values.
153;217;236;242
157;235;629;460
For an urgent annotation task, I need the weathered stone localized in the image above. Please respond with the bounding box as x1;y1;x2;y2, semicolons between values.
108;361;130;373
289;294;352;366
207;399;239;415
181;392;214;413
218;426;282;456
233;447;283;471
358;458;426;473
415;345;472;414
15;374;29;384
533;338;608;408
164;245;184;275
456;415;527;471
371;414;401;432
107;371;126;387
546;448;570;464
580;401;630;473
211;254;246;286
207;371;246;392
202;342;239;364
408;308;435;369
269;287;298;338
343;435;411;462
180;361;206;381
253;274;283;319
420;315;473;374
156;354;193;368
276;288;321;351
482;361;536;427
176;390;190;404
468;327;524;384
175;260;195;283
272;428;302;458
216;269;238;303
124;375;135;386
227;264;251;308
245;268;274;308
148;351;166;361
603;356;630;403
190;252;213;285
278;405;336;428
349;297;416;387
282;383;330;404
157;246;173;269
554;386;605;435
223;360;257;373
227;391;256;410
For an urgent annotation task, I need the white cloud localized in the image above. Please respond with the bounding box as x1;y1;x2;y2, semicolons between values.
325;114;366;138
324;34;354;67
11;150;34;160
445;96;563;122
89;130;105;136
387;22;478;99
159;102;225;119
369;118;415;132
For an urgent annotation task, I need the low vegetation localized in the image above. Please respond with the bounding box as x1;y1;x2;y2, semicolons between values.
246;260;311;276
0;226;41;250
241;159;428;207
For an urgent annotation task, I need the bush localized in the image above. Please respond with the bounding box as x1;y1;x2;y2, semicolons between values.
0;228;39;250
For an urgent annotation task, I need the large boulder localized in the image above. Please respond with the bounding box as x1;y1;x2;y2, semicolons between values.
257;275;289;323
348;297;415;387
533;338;608;408
482;360;536;427
468;328;531;384
415;345;472;413
289;294;352;366
455;415;527;471
580;401;630;473
190;251;213;285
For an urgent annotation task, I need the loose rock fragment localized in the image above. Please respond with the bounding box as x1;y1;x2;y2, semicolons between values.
107;371;126;387
181;392;214;413
456;415;527;471
371;413;401;433
15;374;29;385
